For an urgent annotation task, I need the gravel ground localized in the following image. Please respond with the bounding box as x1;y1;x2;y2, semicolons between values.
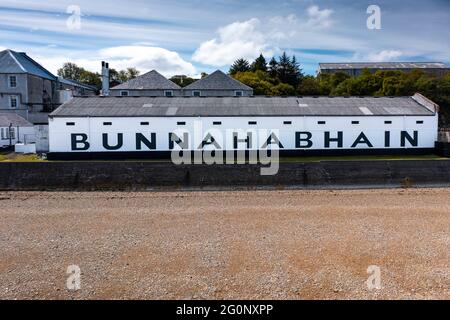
0;189;449;300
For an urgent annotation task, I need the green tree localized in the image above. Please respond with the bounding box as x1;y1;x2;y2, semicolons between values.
251;54;267;72
233;71;274;95
298;76;321;95
170;75;196;87
229;58;251;75
268;57;278;79
57;62;83;81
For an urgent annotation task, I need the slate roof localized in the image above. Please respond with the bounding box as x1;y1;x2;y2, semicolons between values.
0;113;33;127
0;49;57;80
110;70;181;90
50;94;436;118
184;70;253;91
319;62;449;70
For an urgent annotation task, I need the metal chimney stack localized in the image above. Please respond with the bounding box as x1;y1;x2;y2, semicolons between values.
101;61;110;96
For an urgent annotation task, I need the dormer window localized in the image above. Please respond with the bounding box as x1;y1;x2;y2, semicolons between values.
164;90;174;97
192;91;201;97
235;90;243;97
9;75;17;88
120;91;129;96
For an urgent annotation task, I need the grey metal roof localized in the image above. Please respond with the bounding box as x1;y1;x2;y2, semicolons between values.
319;62;449;70
0;113;33;127
110;70;181;90
184;70;253;91
50;95;436;118
0;49;57;80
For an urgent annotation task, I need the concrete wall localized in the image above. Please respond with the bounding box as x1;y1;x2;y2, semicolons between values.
1;160;450;190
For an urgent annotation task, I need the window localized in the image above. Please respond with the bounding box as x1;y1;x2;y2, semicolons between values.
416;120;424;124
103;122;112;126
192;91;201;97
140;122;149;126
248;121;257;125
235;91;243;97
385;121;392;124
66;122;75;126
9;96;18;109
318;121;326;125
120;91;129;96
1;127;15;140
164;90;174;97
9;75;17;88
284;121;292;125
351;121;360;125
177;121;186;126
213;121;222;125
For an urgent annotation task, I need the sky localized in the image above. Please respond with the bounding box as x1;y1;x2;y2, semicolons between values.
0;0;449;77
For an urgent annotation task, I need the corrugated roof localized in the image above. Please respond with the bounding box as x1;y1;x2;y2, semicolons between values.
0;49;57;80
0;113;33;127
110;70;181;90
184;70;253;91
319;62;449;70
58;77;98;91
50;95;436;118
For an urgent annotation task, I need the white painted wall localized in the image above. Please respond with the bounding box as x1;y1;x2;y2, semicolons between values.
0;126;35;148
49;115;439;152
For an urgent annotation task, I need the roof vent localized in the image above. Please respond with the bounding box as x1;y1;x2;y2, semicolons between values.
143;104;153;108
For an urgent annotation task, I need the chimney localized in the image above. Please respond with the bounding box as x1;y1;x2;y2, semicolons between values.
101;61;110;96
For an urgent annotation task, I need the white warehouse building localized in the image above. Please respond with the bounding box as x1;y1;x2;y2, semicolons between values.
47;93;439;159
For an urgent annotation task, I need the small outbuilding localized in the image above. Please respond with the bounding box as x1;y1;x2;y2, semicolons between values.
0;113;34;149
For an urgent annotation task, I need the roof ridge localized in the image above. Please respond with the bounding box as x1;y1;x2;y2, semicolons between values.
7;49;26;72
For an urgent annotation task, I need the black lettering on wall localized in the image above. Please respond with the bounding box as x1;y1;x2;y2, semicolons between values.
262;133;284;149
169;132;189;149
102;133;123;150
295;132;313;149
233;132;252;149
324;131;343;148
136;133;156;150
401;131;418;147
198;133;221;149
71;134;90;151
385;131;391;147
351;132;374;148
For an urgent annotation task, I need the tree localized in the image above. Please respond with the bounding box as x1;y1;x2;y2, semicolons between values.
268;57;278;79
170;75;196;87
57;62;83;81
79;70;101;88
229;58;251;75
298;76;321;95
251;54;267;72
271;83;296;96
233;71;274;95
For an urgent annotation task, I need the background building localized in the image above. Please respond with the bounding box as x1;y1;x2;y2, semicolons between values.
110;70;182;97
318;62;449;77
182;70;253;97
0;113;34;149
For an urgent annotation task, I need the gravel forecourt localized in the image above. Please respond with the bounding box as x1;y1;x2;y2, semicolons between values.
0;189;449;300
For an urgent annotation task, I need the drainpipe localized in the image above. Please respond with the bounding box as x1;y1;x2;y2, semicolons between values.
8;123;12;147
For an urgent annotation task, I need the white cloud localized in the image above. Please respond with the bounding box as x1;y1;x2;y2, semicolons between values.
30;45;196;77
306;6;334;29
353;50;403;62
192;18;272;66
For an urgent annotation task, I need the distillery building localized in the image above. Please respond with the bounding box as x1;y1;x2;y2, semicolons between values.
47;93;439;159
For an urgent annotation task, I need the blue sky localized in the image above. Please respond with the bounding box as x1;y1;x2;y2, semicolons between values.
0;0;449;76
